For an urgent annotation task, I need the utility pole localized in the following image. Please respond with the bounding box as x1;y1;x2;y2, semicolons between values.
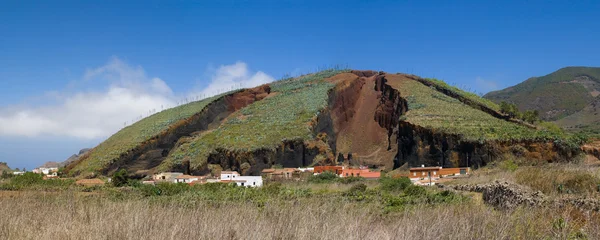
428;171;432;186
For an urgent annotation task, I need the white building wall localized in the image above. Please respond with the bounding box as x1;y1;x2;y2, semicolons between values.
236;176;263;187
220;172;240;180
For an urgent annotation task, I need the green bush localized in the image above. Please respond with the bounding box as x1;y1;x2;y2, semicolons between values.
379;176;412;192
308;171;339;183
349;183;367;193
1;170;14;179
404;185;427;196
0;172;74;191
498;160;519;172
111;169;130;187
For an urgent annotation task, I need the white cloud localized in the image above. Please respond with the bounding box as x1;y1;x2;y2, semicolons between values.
474;77;499;94
194;61;275;98
0;58;274;140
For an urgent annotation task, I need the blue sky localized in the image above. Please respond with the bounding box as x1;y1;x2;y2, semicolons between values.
1;0;599;170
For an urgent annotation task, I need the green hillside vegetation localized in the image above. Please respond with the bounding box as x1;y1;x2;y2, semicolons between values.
158;69;348;171
485;67;600;121
423;77;502;112
556;97;600;136
395;79;580;146
499;102;540;124
70;93;228;174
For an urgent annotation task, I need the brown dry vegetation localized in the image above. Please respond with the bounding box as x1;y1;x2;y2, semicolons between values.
0;191;599;240
450;158;600;198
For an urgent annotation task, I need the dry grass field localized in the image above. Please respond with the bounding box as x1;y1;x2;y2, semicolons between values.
1;185;599;240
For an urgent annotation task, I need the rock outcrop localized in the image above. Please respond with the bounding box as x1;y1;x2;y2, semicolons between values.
448;181;600;212
448;181;546;210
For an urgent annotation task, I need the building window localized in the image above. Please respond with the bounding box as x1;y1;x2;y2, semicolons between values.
433;171;437;175
413;172;416;176
357;173;360;177
422;172;425;176
241;183;244;186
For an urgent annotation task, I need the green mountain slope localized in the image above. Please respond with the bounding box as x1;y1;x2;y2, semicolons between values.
556;97;600;135
67;93;228;175
66;70;584;177
484;67;600;121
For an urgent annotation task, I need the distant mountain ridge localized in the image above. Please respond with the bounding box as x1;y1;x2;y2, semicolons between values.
39;148;90;169
484;67;600;134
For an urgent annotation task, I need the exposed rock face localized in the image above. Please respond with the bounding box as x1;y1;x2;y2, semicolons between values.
204;139;330;176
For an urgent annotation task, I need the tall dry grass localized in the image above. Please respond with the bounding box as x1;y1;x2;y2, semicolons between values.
450;162;600;198
1;191;599;240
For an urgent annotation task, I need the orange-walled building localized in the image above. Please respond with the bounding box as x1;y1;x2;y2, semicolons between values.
314;166;343;175
340;169;381;179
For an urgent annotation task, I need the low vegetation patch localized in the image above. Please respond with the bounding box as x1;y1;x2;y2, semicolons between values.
0;172;74;191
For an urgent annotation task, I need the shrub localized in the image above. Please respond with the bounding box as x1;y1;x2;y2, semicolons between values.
1;170;13;179
379;176;412;192
111;169;130;187
0;172;74;191
308;171;338;183
349;183;367;193
404;185;426;196
498;160;519;172
9;172;44;186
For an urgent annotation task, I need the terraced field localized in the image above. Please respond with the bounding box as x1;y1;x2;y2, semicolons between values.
386;74;576;143
68;94;228;174
159;69;347;171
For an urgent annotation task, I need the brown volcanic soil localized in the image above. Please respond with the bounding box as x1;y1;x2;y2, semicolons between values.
327;72;398;169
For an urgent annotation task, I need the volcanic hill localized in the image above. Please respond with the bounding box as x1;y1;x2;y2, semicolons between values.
65;70;584;178
485;67;600;135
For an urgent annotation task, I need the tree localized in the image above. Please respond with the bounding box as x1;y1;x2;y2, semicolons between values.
337;153;345;164
112;169;130;187
500;101;523;119
522;110;540;124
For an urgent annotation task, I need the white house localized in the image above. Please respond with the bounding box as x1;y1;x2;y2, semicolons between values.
296;168;314;173
12;171;25;175
33;167;58;175
174;175;200;184
220;171;240;180
220;171;263;187
153;172;184;182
